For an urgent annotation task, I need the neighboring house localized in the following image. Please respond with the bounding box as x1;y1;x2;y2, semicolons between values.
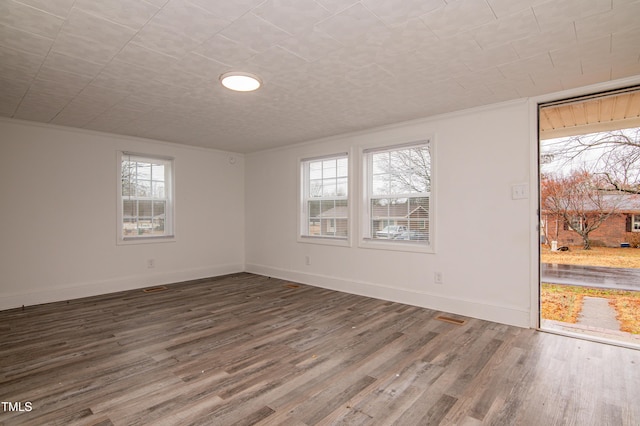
369;201;430;241
314;205;349;237
311;202;430;240
541;193;640;247
370;203;429;236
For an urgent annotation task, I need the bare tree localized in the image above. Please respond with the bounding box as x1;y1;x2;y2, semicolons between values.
543;128;640;194
541;170;623;250
375;145;431;194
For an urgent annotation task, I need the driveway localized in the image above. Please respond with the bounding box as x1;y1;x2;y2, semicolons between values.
541;263;640;291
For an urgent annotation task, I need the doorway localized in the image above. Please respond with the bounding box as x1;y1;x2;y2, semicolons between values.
538;86;640;348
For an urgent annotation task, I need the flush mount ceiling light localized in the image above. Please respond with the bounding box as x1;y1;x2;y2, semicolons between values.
219;72;262;92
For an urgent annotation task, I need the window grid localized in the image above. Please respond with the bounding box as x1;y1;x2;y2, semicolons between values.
366;143;431;244
121;154;173;240
302;155;348;239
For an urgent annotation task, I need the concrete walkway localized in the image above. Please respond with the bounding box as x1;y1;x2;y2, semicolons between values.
577;296;620;329
542;296;640;347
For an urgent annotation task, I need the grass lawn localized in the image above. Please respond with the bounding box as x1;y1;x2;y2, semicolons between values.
540;246;640;335
541;284;640;334
540;245;640;268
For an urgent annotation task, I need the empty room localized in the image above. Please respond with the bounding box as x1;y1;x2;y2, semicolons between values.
1;0;639;424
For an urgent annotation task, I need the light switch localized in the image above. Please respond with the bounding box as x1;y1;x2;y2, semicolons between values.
511;183;528;200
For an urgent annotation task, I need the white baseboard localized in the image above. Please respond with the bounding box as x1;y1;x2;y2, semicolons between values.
0;264;244;311
246;263;530;328
2;263;531;329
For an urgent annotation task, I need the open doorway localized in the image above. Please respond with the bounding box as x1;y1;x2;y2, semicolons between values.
538;87;640;348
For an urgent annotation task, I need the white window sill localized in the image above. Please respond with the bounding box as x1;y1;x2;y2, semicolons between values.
117;235;176;245
298;235;351;247
359;238;434;254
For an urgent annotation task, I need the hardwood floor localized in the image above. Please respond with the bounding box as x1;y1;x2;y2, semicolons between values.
1;273;638;425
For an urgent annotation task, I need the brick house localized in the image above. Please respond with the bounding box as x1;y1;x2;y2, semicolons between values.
541;193;640;247
312;198;430;240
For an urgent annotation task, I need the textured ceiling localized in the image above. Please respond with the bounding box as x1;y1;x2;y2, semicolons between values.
1;0;639;153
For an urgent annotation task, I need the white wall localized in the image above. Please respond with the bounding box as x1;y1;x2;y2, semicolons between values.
245;100;534;327
0;119;245;310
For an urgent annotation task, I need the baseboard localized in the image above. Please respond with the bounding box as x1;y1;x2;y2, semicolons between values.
2;264;531;328
0;263;244;311
245;263;531;328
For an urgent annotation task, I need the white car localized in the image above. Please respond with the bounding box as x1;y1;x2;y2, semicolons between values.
375;225;407;239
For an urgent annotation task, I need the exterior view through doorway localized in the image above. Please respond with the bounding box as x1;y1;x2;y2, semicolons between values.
538;86;640;348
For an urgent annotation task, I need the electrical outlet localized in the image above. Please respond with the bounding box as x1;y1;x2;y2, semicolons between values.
147;259;155;269
434;272;443;284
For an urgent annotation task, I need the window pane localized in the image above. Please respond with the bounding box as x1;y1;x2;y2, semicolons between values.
407;219;429;241
409;197;429;217
372;152;389;175
371;198;390;219
137;163;151;180
308;219;321;235
121;154;174;240
153;200;165;216
323;159;337;178
373;146;430;196
308;199;321;235
390;150;404;168
151;164;165;181
337;158;348;177
138;200;153;217
336;177;348;197
366;143;430;245
322;178;337;197
309;161;322;180
308;200;321;219
123;200;137;217
372;175;389;196
309;179;323;197
122;177;133;197
333;199;347;217
410;174;427;193
320;199;336;216
152;201;166;234
301;154;349;239
334;219;348;237
316;199;343;236
152;181;165;198
123;217;137;236
137;180;151;197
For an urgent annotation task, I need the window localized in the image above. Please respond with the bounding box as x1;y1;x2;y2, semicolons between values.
118;153;174;242
564;216;584;231
300;153;349;241
363;141;431;249
633;215;640;232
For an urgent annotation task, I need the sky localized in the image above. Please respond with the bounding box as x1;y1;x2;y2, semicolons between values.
540;127;640;178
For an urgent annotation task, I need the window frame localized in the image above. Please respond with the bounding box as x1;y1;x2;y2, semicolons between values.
298;152;352;247
117;151;176;245
565;216;584;232
633;214;640;232
359;139;435;253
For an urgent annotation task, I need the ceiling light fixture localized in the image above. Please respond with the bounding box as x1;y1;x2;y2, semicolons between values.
219;72;262;92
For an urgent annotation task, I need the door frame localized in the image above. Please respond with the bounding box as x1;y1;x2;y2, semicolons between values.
527;75;640;330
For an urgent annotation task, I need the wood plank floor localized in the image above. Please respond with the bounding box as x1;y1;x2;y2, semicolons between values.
1;273;638;425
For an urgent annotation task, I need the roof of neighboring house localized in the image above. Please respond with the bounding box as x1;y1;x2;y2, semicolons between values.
614;194;640;211
316;204;428;219
316;206;349;218
542;193;640;213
